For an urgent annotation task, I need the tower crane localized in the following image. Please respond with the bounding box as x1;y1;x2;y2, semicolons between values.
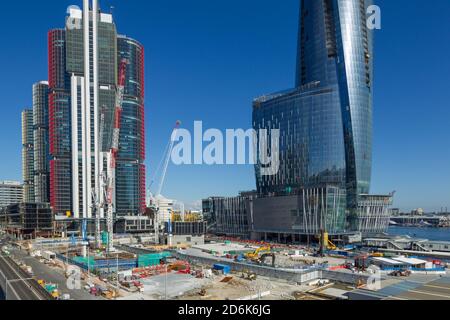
92;58;128;253
148;121;181;244
91;109;106;250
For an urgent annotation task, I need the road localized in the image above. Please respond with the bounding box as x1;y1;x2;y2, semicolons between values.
11;248;102;300
0;254;51;300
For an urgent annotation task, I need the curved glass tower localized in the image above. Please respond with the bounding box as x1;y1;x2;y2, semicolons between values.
253;0;389;235
301;0;373;206
116;36;147;216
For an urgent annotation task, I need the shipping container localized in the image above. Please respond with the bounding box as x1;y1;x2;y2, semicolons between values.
213;264;231;275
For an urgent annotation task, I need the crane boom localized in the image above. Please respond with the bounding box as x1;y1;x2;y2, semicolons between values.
93;111;106;249
157;122;180;197
149;121;181;244
103;58;128;253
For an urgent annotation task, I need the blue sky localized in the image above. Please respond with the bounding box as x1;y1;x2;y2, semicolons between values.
0;0;449;212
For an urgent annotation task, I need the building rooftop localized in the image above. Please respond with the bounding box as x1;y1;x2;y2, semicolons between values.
0;181;22;186
372;257;407;266
392;257;428;266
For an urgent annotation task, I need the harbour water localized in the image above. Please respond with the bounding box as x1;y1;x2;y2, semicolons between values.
388;227;450;242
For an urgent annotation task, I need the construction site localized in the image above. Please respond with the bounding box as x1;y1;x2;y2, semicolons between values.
2;115;450;300
2;223;450;301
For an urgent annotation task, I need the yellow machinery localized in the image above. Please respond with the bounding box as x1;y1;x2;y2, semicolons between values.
51;290;60;300
245;246;271;260
371;252;384;257
317;231;337;255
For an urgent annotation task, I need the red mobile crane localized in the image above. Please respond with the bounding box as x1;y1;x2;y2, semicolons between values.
104;58;128;253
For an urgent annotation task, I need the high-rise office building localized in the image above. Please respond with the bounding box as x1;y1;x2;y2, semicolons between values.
116;36;146;217
22;110;35;203
33;81;50;203
252;0;392;238
48;1;146;218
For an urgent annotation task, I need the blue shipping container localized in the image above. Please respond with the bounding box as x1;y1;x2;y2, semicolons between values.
213;264;231;275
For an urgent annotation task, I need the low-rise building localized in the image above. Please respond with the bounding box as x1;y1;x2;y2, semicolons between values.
115;216;153;234
154;195;174;223
202;191;256;238
0;202;53;236
0;181;24;209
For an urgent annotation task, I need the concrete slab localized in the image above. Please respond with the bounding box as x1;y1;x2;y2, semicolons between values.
138;273;209;299
321;288;350;300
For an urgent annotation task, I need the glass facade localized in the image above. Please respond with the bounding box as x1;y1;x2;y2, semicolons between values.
254;86;346;196
48;28;72;214
116;36;146;216
22;110;35;203
47;8;146;217
253;0;385;235
202;193;255;238
33;82;50;203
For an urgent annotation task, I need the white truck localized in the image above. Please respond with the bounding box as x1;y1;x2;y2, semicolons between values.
42;251;56;261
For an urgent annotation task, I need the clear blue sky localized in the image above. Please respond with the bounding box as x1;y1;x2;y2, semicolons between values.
0;0;449;212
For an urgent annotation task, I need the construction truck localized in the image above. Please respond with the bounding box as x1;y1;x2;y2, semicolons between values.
38;280;60;300
389;270;411;277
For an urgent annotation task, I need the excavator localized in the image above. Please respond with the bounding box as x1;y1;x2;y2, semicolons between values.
245;247;276;267
245;246;271;260
259;253;276;268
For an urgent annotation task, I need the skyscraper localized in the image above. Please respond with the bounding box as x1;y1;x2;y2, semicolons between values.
22;109;35;203
47;1;146;218
116;36;146;217
33;81;50;203
252;0;392;238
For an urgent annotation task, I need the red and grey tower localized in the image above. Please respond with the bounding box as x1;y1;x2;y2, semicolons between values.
47;1;146;218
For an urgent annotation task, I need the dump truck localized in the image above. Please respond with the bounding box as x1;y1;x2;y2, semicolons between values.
38;279;60;300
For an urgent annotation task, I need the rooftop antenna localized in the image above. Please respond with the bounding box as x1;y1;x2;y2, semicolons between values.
110;6;115;15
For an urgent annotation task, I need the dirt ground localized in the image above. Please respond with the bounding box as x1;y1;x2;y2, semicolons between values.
177;275;307;301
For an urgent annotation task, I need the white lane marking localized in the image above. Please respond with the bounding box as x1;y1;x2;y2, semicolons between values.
0;257;21;300
408;289;450;299
0;255;44;300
